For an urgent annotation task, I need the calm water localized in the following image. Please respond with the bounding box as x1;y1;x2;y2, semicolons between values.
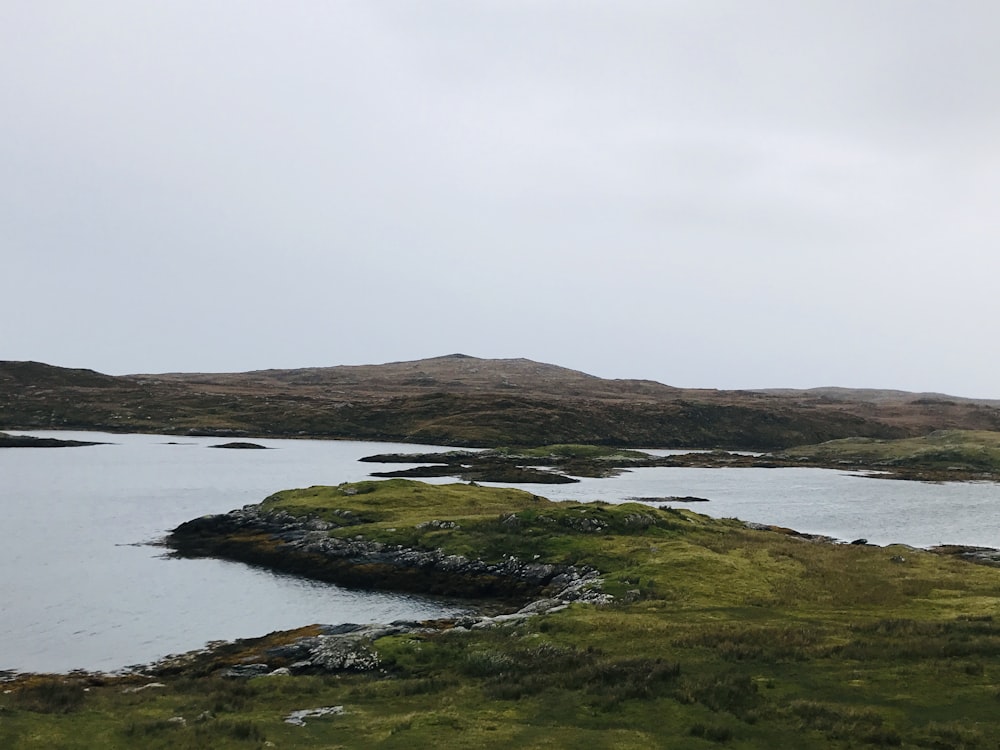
487;467;1000;549
2;430;997;673
0;431;468;673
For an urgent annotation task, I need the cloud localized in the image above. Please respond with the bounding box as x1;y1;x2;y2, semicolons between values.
2;1;999;396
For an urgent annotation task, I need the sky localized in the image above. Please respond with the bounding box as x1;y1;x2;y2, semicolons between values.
3;1;999;397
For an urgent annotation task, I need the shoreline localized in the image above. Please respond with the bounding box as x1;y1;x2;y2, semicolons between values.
8;428;1000;485
8;492;999;682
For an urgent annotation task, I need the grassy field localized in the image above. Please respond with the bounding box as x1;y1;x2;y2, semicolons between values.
783;429;1000;479
4;479;1000;748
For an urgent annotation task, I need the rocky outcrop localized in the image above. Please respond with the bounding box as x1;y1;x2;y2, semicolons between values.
370;463;580;484
0;432;102;448
167;505;606;601
930;544;1000;568
285;705;345;726
626;495;710;503
188;589;606;680
159;496;613;681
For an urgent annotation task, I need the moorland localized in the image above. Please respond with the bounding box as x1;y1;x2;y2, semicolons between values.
4;354;1000;449
4;479;1000;748
5;355;1000;748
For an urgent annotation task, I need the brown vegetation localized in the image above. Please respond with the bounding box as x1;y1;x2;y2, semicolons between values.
3;354;999;449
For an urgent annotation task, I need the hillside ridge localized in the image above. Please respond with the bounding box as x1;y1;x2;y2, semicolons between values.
3;356;1000;448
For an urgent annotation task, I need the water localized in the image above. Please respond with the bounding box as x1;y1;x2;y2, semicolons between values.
486;467;1000;549
0;431;467;673
2;430;997;673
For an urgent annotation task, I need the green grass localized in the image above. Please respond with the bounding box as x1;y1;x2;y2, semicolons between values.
6;479;1000;748
784;429;1000;477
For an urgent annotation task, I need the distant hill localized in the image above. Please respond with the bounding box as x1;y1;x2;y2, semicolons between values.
135;354;682;401
756;386;1000;407
3;355;1000;449
0;360;123;389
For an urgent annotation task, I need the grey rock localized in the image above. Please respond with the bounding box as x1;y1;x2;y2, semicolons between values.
221;663;271;679
284;705;345;726
121;682;166;694
517;598;564;615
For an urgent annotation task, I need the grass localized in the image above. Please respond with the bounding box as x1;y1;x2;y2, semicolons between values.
6;479;1000;748
783;429;1000;478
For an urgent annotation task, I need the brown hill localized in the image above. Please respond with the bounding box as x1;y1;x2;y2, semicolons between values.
2;355;999;449
752;386;1000;433
136;354;681;401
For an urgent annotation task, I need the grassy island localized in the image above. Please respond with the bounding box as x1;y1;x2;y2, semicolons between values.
361;443;657;483
5;479;1000;748
360;433;1000;484
780;429;1000;481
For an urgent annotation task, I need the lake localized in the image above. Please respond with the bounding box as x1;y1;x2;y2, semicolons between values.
2;430;997;674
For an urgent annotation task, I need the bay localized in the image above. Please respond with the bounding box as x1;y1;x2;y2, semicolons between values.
1;430;996;674
0;431;467;674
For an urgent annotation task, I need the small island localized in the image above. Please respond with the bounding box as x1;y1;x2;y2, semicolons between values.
362;444;653;483
0;431;103;448
361;432;1000;485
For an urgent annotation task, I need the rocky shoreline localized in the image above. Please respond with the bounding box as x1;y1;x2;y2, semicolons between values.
142;588;603;683
154;500;613;680
0;431;103;448
168;503;610;602
360;446;1000;484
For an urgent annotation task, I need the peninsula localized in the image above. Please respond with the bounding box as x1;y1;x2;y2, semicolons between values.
4;479;1000;748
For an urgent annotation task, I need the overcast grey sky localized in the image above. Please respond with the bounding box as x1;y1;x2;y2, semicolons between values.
3;1;999;397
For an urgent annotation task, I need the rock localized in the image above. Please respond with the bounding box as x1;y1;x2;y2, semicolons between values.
628;495;710;503
284;706;345;726
265;639;318;660
220;663;271;678
319;623;365;635
471;613;532;629
517;598;565;615
309;636;381;671
0;432;104;448
850;538;869;545
416;519;460;530
121;682;166;693
210;442;269;449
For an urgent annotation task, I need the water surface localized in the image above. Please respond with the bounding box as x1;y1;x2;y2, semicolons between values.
2;430;997;673
1;431;466;673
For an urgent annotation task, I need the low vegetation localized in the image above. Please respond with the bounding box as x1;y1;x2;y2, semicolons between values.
5;479;1000;748
782;429;1000;480
0;358;946;449
362;443;657;483
0;431;101;448
362;433;1000;484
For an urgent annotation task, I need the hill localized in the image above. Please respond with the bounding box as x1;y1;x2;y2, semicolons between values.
3;355;1000;448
